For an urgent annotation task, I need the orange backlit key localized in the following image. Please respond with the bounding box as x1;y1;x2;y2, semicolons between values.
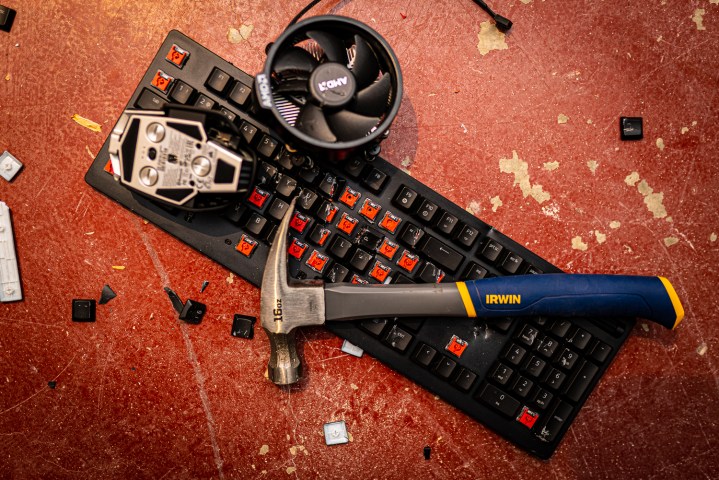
379;211;401;234
151;70;174;93
369;261;391;283
397;251;420;273
445;334;468;358
339;186;361;209
288;238;308;260
290;211;311;234
306;250;330;273
378;238;400;260
166;44;189;68
248;187;270;209
235;234;258;257
351;274;369;284
359;198;381;222
337;213;359;235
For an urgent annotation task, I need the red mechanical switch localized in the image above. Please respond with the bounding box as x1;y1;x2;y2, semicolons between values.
288;238;308;260
379;210;401;234
516;406;539;429
339;187;361;209
290;211;311;234
235;234;258;258
319;202;339;223
445;334;468;358
166;44;189;68
336;213;359;235
397;251;420;273
359;198;381;222
104;160;115;174
369;261;391;283
378;238;400;260
306;250;330;273
151;70;174;93
351;274;369;284
248;187;270;209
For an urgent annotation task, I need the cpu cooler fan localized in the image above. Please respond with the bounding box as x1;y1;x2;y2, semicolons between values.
255;15;403;160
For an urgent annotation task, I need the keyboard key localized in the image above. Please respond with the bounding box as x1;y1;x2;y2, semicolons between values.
223;203;247;224
359;198;381;222
328;236;352;259
317;172;340;197
463;262;488;280
166;44;189;68
535;336;559;358
235;234;258;257
244;212;267;236
454;224;480;248
325;263;349;283
219;107;236;122
337;213;359;236
287;238;308;260
239;121;258;144
503;343;527;366
524;355;546;378
299;165;321;183
206;67;232;93
480;239;504;263
490;317;515;333
536;401;572;443
378;211;401;234
398;317;424;331
418;263;445;283
383;325;413;352
378;238;400;260
416;199;440;224
420;236;464;272
398;222;424;247
349;248;372;272
369;260;391;283
343;157;367;178
433;356;457;379
229;80;252;106
308;224;330;246
555;348;579;371
550;319;572;338
590;341;612;364
195;93;215;109
363;168;388;192
338;186;361;208
477;384;520;418
436;212;459;235
351;274;369;284
169;80;194;104
566;327;592;350
248;187;270;209
490;363;513;385
151;70;174;93
393;185;419;211
454;368;478;391
257;135;279;157
564;361;599;403
275;174;298;197
298;189;319;211
396;251;420;273
306;250;330;274
318;201;339;223
501;252;524;274
136;88;167;110
533;389;553;410
266;198;289;220
544;368;567;390
357;229;383;251
360;318;389;337
516;325;540;347
516;406;540;429
412;343;437;367
513;376;534;398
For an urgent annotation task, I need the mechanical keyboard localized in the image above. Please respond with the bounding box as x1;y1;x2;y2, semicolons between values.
84;30;635;459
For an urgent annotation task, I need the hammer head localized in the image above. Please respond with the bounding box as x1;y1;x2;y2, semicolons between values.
260;197;326;385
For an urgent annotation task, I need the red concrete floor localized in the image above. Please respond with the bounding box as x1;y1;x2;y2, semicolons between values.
1;0;718;478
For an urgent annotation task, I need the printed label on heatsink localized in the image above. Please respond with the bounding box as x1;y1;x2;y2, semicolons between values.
0;201;22;302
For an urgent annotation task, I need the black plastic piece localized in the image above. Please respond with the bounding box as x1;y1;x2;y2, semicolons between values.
620;117;643;140
179;299;206;324
164;287;185;314
48;381;57;389
0;5;16;33
72;299;96;322
423;446;431;460
231;314;257;339
99;284;117;305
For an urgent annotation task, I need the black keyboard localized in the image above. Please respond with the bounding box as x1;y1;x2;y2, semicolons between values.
84;30;634;459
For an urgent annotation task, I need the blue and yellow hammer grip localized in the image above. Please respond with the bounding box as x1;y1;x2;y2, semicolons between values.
456;274;684;330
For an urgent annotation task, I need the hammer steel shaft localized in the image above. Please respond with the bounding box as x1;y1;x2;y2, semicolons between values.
260;197;684;385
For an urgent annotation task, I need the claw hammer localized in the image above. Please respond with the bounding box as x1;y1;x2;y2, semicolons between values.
260;198;684;385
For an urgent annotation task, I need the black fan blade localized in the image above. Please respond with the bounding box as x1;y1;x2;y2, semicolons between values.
352;74;392;117
274;75;311;94
352;35;380;89
307;30;346;63
274;46;318;75
295;103;337;143
326;110;381;141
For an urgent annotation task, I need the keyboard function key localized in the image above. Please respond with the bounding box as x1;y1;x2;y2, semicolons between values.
363;168;388;192
480;239;504;263
206;67;232;93
393;185;419;211
454;224;480;248
343;157;367;178
436;212;459;235
229;80;252;107
383;325;413;352
416;199;440;224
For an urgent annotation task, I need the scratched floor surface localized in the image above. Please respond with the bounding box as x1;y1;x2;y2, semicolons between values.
1;0;718;478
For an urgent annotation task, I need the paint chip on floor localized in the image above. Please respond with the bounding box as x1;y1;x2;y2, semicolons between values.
625;172;640;187
543;161;559;171
226;272;235;284
499;151;551;204
656;138;665;151
609;221;621;229
710;232;717;242
290;445;308;456
595;231;607;244
571;236;588;251
72;114;102;132
692;9;706;31
477;21;508;56
228;23;254;43
557;114;569;124
490;196;503;212
259;444;269;455
664;236;679;247
466;200;481;215
286;467;297;474
587;160;599;174
697;343;708;356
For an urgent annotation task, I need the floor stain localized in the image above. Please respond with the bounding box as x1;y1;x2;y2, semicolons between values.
499;151;551;204
624;172;669;219
571;236;588;251
656;138;665;151
664;236;679;247
557;114;569;124
259;444;269;455
466;200;481;215
610;221;621;229
692;9;706;31
490;196;503;212
477;21;508;56
228;23;254;44
587;160;599;174
710;232;717;242
543;161;560;171
595;231;607;244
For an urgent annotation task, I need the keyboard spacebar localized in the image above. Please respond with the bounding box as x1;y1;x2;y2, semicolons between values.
420;237;464;272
